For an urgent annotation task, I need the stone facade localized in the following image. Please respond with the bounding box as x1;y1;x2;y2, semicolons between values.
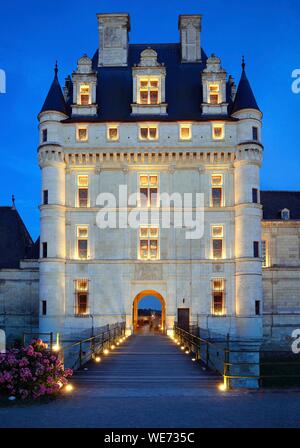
0;261;39;344
38;13;264;352
262;220;300;345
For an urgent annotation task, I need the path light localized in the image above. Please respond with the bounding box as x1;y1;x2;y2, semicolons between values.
185;350;190;355
181;346;185;351
177;342;180;346
65;384;74;393
111;345;116;350
103;349;109;355
116;342;120;346
52;333;60;352
95;356;101;363
218;382;227;392
192;358;196;362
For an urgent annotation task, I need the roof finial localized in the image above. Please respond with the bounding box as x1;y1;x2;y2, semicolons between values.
242;55;246;71
12;195;16;208
54;61;58;77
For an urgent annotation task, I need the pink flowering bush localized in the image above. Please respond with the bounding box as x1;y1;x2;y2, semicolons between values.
0;339;73;400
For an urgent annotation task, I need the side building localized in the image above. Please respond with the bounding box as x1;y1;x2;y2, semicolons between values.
0;206;39;344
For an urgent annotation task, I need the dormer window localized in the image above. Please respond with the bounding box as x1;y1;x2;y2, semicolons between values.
202;55;228;116
132;48;167;115
138;77;160;105
208;84;220;104
71;55;97;117
79;84;91;106
281;209;290;221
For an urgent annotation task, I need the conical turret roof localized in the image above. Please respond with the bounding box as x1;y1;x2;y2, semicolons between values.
40;63;68;115
231;58;260;114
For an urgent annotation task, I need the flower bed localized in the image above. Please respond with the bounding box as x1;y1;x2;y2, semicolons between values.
0;339;73;401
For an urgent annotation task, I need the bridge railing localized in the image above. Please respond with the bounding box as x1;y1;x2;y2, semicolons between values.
59;322;126;370
174;325;226;376
174;325;300;388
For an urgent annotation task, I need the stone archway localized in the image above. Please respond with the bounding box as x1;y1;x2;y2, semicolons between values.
133;290;166;334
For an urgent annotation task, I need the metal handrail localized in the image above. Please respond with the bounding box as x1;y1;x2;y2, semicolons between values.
60;322;126;370
175;325;300;388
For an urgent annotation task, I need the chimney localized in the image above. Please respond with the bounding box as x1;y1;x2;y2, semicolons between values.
179;15;202;63
97;13;130;67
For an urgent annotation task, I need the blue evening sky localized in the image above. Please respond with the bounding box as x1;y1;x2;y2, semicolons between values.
1;0;300;243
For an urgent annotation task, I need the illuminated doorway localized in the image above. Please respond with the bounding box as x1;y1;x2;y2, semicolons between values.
133;290;166;334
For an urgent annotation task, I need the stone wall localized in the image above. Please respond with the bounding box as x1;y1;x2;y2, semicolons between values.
0;261;39;346
262;221;300;346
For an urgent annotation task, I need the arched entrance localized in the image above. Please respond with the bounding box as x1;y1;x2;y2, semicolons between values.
133;290;166;334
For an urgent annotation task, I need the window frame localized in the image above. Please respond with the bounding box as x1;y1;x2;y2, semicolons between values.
211;225;224;260
138;226;160;261
179;124;192;141
253;241;260;258
76;126;89;142
139;174;159;208
43;190;48;205
107;125;119;141
137;76;161;105
75;279;89;317
77;226;89;260
212;123;225;140
211;278;225;316
252;126;259;141
77;175;89;208
211;174;223;208
139;125;159;141
78;83;91;106
208;83;221;105
42;129;48;143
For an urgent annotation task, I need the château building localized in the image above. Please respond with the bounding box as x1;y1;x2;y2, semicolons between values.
1;13;300;355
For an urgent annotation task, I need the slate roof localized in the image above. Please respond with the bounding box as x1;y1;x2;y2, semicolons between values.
40;65;68;115
231;64;260;114
261;191;300;220
42;44;259;121
0;207;37;269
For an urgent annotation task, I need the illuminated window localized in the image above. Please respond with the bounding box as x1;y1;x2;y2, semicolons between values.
261;240;269;268
208;84;220;104
180;124;192;141
138;77;160;105
79;84;91;106
77;226;88;259
211;175;223;207
212;225;224;259
77;127;88;142
139;174;159;207
212;124;224;140
139;227;159;260
212;278;225;316
107;126;119;141
139;125;158;140
78;175;89;208
75;279;89;316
